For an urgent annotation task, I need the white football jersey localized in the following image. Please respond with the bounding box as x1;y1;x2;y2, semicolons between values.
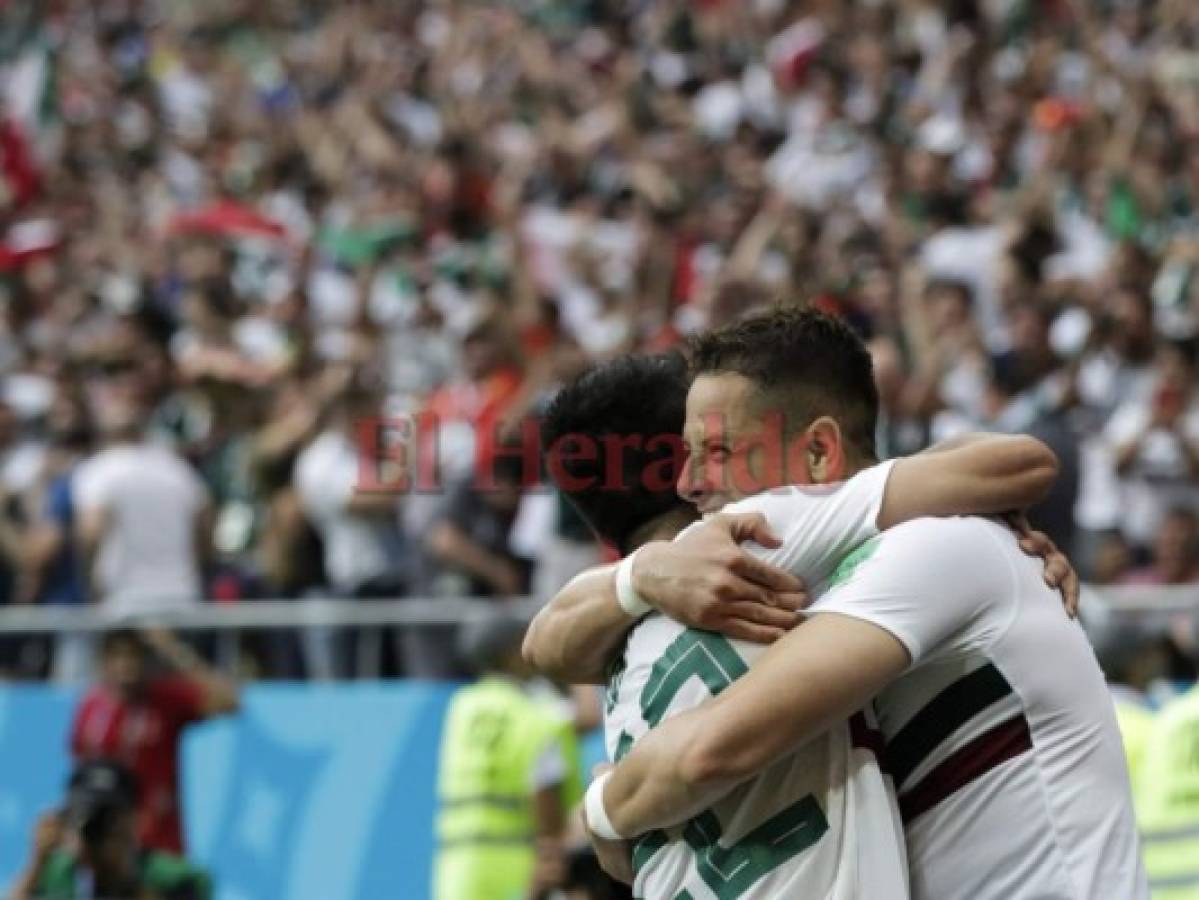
811;515;1148;900
604;462;909;900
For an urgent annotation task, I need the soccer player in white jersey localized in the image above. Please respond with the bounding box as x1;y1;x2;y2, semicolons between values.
556;310;1146;899
529;349;1075;899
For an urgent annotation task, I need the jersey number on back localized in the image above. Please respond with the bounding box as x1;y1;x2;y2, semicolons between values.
628;631;829;900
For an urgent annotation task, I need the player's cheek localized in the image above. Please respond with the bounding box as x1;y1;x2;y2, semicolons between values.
704;457;731;491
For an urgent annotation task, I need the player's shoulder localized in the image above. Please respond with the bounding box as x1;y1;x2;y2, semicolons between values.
846;515;1017;583
712;484;839;534
718;462;894;519
726;483;838;511
880;513;1011;546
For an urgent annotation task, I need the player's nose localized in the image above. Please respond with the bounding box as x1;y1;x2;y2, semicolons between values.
676;456;708;505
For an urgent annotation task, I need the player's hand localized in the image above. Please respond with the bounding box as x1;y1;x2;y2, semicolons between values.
587;828;634;885
582;763;634;884
1004;513;1080;617
582;816;634;885
632;513;807;643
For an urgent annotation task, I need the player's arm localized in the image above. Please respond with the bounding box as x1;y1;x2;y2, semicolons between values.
523;518;807;684
879;432;1059;529
528;433;1060;684
719;432;1061;599
523;564;626;684
587;520;1002;838
595;612;909;835
881;433;1077;610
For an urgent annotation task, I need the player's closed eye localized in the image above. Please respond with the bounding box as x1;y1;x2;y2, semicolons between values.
705;444;730;463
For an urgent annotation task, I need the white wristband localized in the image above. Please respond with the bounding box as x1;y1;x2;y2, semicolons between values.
615;548;653;619
584;770;623;841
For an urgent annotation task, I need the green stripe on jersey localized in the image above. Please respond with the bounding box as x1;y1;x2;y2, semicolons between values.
828;535;881;587
641;631;748;727
615;731;635;762
633;829;669;874
624;630;829;898
683;796;829;900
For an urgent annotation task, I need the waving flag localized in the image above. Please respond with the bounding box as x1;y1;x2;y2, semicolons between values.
167;199;291;243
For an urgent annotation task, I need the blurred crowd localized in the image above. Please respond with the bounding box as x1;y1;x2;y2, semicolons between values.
0;0;1198;680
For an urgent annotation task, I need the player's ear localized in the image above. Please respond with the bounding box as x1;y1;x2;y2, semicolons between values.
804;417;847;484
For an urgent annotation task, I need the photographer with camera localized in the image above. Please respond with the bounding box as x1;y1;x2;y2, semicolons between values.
10;760;212;900
70;629;239;856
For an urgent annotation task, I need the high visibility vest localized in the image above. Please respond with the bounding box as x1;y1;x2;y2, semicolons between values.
1115;697;1155;804
433;677;573;900
1140;686;1199;899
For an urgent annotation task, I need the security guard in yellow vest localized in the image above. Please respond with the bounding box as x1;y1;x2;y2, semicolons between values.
434;610;580;900
1139;683;1199;899
1112;686;1155;804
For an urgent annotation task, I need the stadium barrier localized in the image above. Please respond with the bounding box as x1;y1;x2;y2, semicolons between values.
0;585;1194;676
0;680;470;899
0;597;545;679
0;585;1192;632
0;586;1195;899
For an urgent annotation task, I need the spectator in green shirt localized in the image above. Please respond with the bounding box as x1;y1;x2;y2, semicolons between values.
10;760;212;900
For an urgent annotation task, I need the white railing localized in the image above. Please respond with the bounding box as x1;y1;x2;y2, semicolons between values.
0;586;1193;681
0;586;1192;634
0;597;545;681
0;597;543;632
1079;584;1199;615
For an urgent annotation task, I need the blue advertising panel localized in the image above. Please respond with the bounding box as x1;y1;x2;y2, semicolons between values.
0;682;603;900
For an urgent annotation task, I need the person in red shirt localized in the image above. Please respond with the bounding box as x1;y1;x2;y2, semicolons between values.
70;628;240;855
421;317;525;478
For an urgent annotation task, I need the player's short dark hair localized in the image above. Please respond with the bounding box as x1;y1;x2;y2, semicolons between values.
689;307;879;459
541;353;691;554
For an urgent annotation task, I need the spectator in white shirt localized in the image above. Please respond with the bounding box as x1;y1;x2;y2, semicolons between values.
1108;339;1199;551
293;378;406;598
74;399;213;617
293;378;407;677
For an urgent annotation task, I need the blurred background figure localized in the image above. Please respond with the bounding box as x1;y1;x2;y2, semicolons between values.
1122;508;1199;586
23;389;93;682
1108;339;1199;557
70;629;239;856
10;759;212;900
294;372;406;602
422;456;531;602
1137;681;1199;899
434;609;579;900
73;398;213;618
293;370;408;677
413;447;534;678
